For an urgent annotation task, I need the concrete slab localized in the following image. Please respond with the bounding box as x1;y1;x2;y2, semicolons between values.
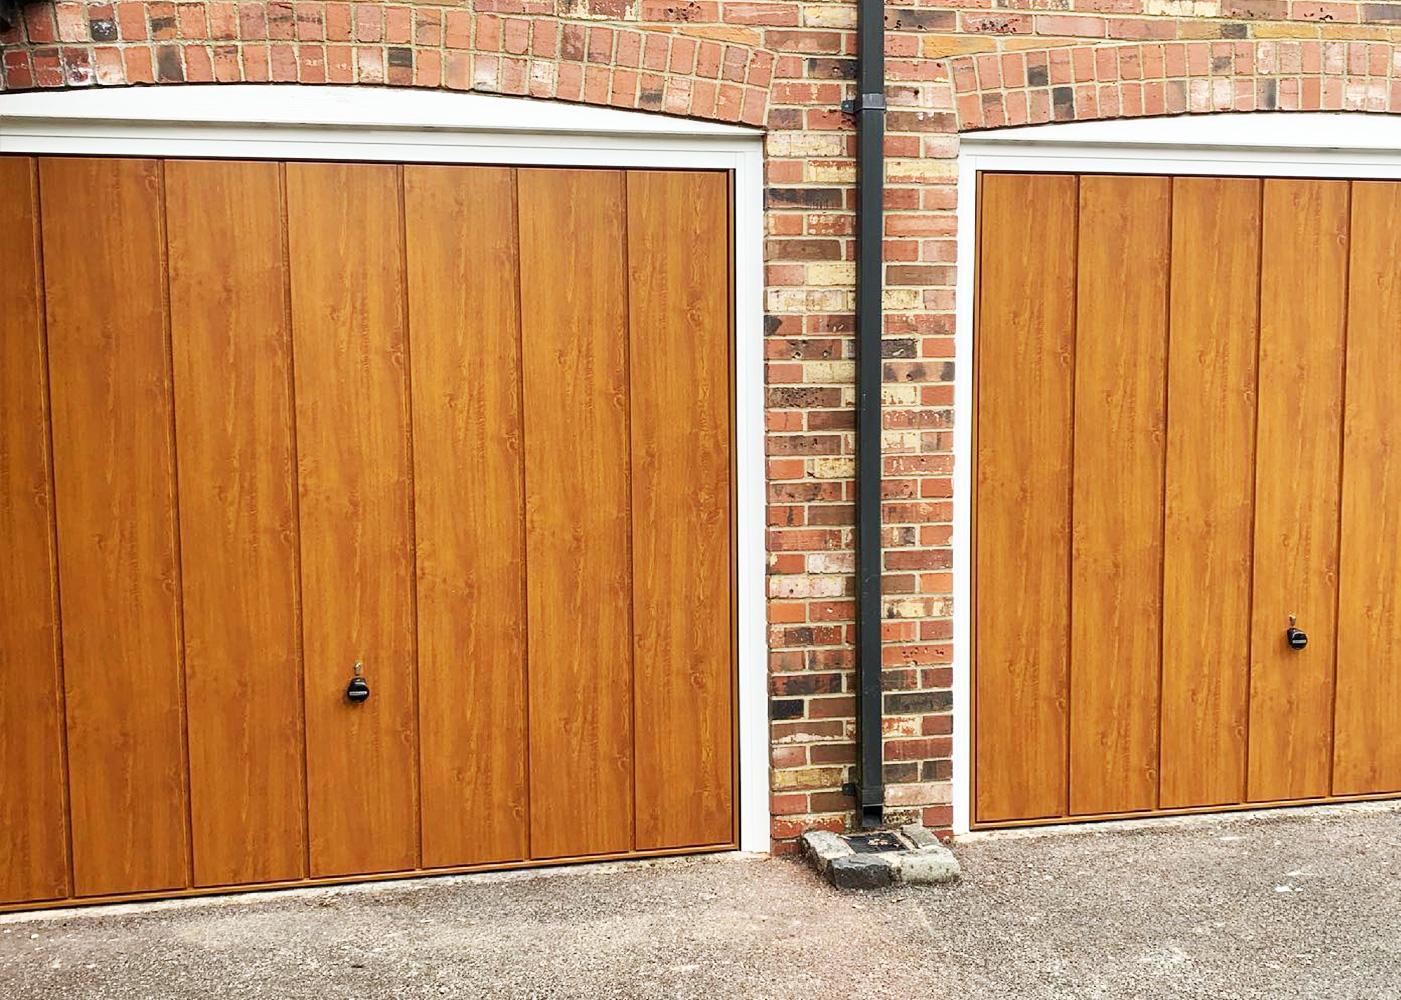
2;803;1399;999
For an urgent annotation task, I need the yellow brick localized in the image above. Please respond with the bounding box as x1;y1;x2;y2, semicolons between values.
808;162;857;184
766;289;808;313
773;723;851;745
807;261;856;286
813;457;856;479
922;35;998;58
884;598;930;619
1144;0;1219;15
883;288;923;311
882;385;920;406
771;767;847;791
765;135;786;157
805;360;856;383
883;430;921;453
1319;23;1390;40
886;158;958;183
803;4;858;28
779;132;848;158
1249;23;1322;38
885;782;954;807
807;288;854;312
770;575;847;599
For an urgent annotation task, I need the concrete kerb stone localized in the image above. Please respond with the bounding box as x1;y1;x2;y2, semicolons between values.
830;854;895;890
798;830;852;872
890;846;961;885
898;823;944;850
799;824;960;890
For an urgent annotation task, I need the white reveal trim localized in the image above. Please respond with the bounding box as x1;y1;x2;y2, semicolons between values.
961;111;1401;153
953;112;1401;837
0;84;770;856
0;84;761;137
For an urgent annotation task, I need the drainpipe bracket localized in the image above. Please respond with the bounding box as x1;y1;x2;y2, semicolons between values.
841;93;888;114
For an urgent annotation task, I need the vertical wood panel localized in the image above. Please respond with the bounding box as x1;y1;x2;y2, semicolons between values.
1067;175;1172;816
518;168;634;859
1159;177;1261;809
40;157;189;896
626;170;735;850
404;165;529;867
1334;180;1401;797
974;173;1078;823
165;160;307;886
287;162;419;877
0;156;70;904
1247;179;1349;803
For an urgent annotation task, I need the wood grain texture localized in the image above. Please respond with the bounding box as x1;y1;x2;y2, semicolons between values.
1334;180;1401;796
974;173;1078;824
39;157;189;896
164;160;307;887
1247;179;1350;803
286;162;419;877
404;165;529;867
626;170;735;851
1159;177;1261;809
518;168;635;859
1068;175;1172;816
0;156;70;904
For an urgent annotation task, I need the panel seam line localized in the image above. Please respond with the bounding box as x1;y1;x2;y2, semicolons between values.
398;163;425;871
1328;181;1354;799
1242;176;1266;803
280;160;313;881
157;159;197;890
1155;176;1174;812
31;157;79;897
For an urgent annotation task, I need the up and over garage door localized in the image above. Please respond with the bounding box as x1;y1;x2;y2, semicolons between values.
0;154;736;908
975;173;1401;826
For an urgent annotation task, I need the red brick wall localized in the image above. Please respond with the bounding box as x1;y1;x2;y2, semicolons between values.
5;0;1400;854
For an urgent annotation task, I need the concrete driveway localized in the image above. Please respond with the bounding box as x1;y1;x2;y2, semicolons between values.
3;803;1399;999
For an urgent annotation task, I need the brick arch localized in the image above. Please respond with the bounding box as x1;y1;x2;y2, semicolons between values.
0;7;774;126
948;39;1401;131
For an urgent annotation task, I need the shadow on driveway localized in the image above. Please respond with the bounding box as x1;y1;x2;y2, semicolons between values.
3;803;1399;999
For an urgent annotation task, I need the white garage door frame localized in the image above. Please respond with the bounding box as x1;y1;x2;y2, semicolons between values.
954;112;1401;836
0;84;770;855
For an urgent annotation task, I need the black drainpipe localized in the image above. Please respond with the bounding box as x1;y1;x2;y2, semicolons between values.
844;0;886;829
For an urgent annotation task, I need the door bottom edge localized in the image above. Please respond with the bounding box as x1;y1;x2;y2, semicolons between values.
968;790;1401;833
0;843;739;915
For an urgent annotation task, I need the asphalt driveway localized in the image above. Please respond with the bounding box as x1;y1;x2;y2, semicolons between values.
3;802;1398;999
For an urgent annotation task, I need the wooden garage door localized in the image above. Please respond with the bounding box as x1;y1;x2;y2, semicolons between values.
0;155;736;908
975;172;1401;826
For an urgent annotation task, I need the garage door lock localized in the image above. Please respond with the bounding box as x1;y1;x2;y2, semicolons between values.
1287;615;1309;651
346;661;370;704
